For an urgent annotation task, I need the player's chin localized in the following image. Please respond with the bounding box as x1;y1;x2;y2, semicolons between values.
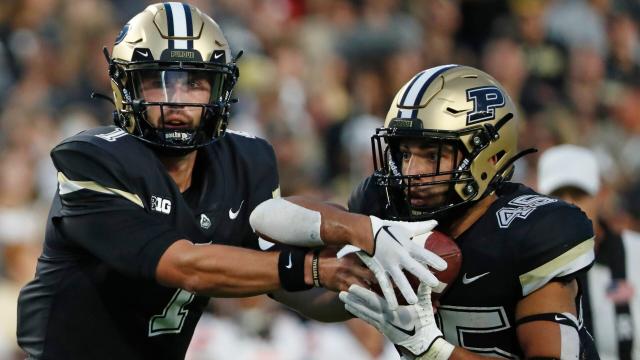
163;123;193;130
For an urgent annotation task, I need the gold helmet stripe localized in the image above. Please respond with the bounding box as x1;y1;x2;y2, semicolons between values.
164;2;194;49
397;64;459;119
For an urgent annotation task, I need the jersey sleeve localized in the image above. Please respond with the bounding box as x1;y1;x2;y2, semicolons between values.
51;141;185;280
52;141;144;215
516;204;596;296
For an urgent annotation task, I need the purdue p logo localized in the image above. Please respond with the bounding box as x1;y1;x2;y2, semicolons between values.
466;86;505;125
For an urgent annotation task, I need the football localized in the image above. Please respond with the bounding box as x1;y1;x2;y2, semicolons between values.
415;230;462;301
372;230;462;304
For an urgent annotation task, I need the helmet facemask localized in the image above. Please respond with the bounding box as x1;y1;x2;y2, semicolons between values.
118;66;235;153
372;126;477;221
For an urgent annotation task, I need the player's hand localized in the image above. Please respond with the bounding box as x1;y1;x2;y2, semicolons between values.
317;248;376;292
339;284;454;360
357;216;447;309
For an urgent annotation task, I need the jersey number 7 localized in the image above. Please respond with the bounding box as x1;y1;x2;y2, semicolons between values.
148;289;195;337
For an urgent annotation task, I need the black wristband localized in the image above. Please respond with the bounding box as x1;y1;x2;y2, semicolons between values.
278;248;312;291
312;249;321;287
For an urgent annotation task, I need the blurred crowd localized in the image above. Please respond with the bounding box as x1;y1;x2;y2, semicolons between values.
1;0;640;359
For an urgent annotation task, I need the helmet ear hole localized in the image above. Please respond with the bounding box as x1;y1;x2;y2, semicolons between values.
481;172;487;180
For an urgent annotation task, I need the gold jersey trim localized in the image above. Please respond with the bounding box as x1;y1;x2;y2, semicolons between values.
519;237;595;296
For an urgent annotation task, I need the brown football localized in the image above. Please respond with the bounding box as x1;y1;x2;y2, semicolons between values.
372;230;462;304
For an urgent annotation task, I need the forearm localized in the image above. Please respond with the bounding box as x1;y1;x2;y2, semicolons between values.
250;197;374;252
271;287;353;322
287;196;373;251
157;240;281;297
346;319;387;358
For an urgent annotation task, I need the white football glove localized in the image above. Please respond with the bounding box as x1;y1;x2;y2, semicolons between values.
339;283;454;360
357;216;447;309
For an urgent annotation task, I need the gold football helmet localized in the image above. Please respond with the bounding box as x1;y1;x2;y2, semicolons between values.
372;65;531;220
106;2;240;153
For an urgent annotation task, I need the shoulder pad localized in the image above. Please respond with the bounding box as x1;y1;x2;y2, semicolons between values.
51;126;156;208
348;176;386;216
215;131;280;207
225;129;256;139
516;201;595;296
219;131;277;176
60;126;132;147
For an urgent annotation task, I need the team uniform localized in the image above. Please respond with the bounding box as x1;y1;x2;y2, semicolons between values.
349;177;599;359
17;126;279;359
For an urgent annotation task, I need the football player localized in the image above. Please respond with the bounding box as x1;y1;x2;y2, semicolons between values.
254;65;600;359
339;65;600;359
16;4;445;359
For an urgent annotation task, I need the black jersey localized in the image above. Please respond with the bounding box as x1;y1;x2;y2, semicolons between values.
349;177;598;359
17;126;279;360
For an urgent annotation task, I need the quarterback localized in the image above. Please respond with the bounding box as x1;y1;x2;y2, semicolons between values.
255;65;600;359
16;3;445;359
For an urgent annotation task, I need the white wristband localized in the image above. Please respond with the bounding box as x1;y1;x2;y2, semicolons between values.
249;198;324;247
420;338;455;360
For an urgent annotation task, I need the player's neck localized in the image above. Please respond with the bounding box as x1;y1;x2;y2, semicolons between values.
159;151;197;192
448;194;497;239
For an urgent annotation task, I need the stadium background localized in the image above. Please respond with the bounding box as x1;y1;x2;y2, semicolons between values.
0;0;639;358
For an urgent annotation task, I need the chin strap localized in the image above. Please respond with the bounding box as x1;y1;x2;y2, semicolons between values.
90;91;115;106
488;147;538;191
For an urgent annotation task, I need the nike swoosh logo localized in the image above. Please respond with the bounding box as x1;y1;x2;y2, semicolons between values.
136;50;149;57
390;323;416;336
371;225;400;256
461;272;490;285
555;315;566;321
228;200;244;220
379;225;401;243
214;52;223;59
285;253;293;269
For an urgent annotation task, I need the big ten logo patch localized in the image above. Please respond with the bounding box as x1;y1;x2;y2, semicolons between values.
151;195;172;214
